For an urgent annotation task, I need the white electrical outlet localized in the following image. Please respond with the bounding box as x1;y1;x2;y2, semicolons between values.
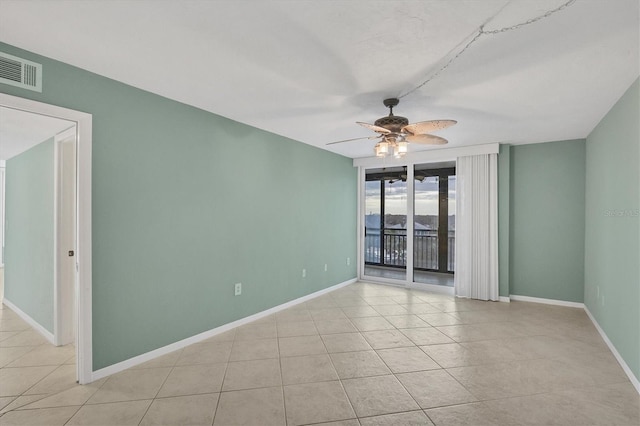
302;269;306;278
346;257;351;266
324;264;328;272
234;283;242;296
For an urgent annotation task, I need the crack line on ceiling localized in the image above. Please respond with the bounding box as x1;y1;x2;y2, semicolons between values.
398;0;578;100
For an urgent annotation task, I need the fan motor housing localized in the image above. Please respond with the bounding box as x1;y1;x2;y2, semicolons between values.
375;115;409;133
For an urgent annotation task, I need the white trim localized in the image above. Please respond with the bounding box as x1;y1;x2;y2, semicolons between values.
53;127;76;347
0;93;93;384
509;294;584;308
499;296;510;303
353;143;499;168
584;307;640;394
91;278;358;381
2;298;54;344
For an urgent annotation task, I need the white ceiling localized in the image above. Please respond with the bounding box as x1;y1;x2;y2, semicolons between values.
0;107;74;161
0;0;638;159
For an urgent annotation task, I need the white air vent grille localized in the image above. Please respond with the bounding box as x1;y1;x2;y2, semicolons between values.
0;52;42;92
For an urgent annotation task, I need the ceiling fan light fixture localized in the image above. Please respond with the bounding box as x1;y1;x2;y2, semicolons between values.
375;141;389;157
396;140;408;155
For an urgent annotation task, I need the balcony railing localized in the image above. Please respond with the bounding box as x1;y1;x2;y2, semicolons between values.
365;228;455;272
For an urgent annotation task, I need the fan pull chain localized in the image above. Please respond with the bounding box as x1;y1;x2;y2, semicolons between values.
398;0;577;99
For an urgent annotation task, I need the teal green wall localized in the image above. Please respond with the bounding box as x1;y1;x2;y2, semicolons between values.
4;138;55;332
585;78;639;381
0;43;357;370
509;139;586;303
497;144;510;297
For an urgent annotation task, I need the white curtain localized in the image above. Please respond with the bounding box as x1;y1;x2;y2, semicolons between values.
454;153;499;301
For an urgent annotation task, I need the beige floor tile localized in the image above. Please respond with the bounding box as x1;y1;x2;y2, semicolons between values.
0;397;14;412
306;297;339;309
376;347;440;373
372;305;409;316
321;332;372;353
0;406;80;425
130;350;181;369
311;420;360;426
214;386;285;425
554;350;630;386
362;296;397;306
330;350;391;379
362;330;415;349
234;323;277;340
0;331;49;348
399;303;442;314
281;354;338;385
485;392;596;425
332;297;369;308
425;402;523;426
0;395;48;415
400;327;454;346
0;332;20;343
222;358;281;391
21;380;106;409
447;358;596;400
314;319;358;334
283;381;355;426
341;306;380;318
0;347;34;368
0;365;57;397
0;320;30;333
23;364;77;395
140;393;218;426
397;370;477;409
342;375;419;417
278;335;327;357
66;400;151;425
552;382;640;426
276;310;312;323
350;317;394;332
384;315;429;329
230;338;279;361
157;363;226;397
276;320;318;337
309;308;347;321
420;343;487;368
417;313;465;326
6;344;74;368
86;367;171;404
175;340;232;366
359;410;434;426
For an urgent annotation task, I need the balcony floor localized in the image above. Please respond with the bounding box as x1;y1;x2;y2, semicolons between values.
364;265;454;287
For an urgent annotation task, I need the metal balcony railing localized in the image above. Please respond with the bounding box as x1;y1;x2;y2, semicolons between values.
364;228;455;272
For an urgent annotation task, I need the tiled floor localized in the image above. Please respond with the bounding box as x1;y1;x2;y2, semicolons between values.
0;281;638;425
364;267;454;287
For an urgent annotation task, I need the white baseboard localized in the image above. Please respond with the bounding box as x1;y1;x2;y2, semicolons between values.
509;294;584;308
584;306;640;394
2;298;55;344
91;277;357;382
499;296;510;303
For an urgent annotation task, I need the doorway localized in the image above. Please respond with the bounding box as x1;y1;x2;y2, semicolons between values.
0;93;93;384
361;162;456;290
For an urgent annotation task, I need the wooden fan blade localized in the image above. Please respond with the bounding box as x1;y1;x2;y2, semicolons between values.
402;120;457;135
357;122;391;134
326;135;381;145
405;134;448;145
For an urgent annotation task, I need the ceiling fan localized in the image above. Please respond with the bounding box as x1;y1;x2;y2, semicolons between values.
328;98;456;158
387;166;426;184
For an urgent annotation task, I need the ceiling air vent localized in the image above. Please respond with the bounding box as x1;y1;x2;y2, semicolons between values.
0;51;42;92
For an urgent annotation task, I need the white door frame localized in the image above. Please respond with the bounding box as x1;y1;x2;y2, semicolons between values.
0;93;93;384
53;126;77;347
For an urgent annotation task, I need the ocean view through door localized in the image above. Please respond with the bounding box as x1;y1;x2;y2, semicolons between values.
363;164;455;287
